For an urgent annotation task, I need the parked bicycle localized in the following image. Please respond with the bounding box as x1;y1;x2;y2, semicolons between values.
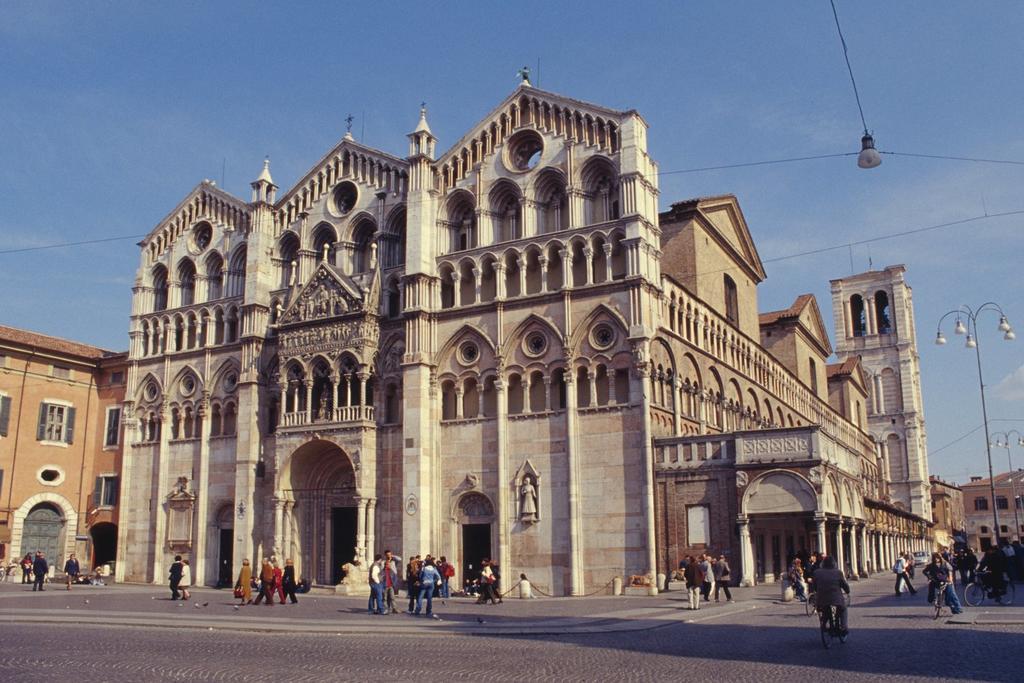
964;570;1015;607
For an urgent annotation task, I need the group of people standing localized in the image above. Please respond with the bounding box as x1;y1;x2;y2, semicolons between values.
680;554;733;610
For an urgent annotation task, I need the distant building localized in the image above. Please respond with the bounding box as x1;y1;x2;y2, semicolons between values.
0;325;126;572
929;475;964;550
962;471;1024;550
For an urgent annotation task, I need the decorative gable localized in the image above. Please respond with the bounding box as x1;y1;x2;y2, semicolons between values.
279;263;365;325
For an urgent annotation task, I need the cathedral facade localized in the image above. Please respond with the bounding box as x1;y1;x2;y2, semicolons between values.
117;83;930;593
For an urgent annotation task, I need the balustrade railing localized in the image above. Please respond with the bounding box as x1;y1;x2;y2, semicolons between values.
281;405;374;428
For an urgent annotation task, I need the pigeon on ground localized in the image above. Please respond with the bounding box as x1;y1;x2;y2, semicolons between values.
83;599;90;604
202;602;209;607
233;605;240;611
477;617;485;623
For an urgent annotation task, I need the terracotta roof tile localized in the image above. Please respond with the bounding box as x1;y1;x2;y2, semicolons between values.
0;324;120;360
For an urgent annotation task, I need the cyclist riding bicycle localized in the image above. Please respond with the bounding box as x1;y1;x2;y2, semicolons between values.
978;546;1008;601
814;556;850;635
922;552;963;615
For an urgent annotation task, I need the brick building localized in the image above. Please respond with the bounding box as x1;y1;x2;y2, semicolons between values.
929;475;965;550
0;325;126;573
962;470;1024;549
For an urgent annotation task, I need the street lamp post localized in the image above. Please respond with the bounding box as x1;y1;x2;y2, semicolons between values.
935;303;1015;547
990;430;1024;542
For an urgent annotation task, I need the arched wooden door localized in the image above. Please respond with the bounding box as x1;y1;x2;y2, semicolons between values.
20;504;65;563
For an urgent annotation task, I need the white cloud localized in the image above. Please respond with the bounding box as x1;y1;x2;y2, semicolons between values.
994;364;1024;401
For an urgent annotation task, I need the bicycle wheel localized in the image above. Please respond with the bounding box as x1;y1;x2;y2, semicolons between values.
964;583;985;607
806;592;816;617
933;591;943;620
819;612;831;649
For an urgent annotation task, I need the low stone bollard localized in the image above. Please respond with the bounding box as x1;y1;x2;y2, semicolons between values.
612;576;623;596
780;581;794;602
519;579;533;599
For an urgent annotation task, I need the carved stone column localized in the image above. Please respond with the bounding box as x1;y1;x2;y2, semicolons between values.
272;496;285;558
539;254;549;292
354;497;366;570
365;498;376;564
815;514;827;554
583;246;594;286
603;243;613;282
450;271;461;307
517;256;527;296
738;515;755;587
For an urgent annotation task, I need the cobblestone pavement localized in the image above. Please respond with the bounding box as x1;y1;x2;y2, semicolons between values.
1;576;1021;682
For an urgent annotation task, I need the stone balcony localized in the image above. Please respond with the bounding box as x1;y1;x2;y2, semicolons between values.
280;405;375;430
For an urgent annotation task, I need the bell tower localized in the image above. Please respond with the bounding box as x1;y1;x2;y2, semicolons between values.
831;265;930;516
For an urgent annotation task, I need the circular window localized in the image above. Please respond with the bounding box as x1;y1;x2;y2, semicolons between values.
591;323;616;351
37;467;65;486
144;381;159;402
504;130;544;173
180;375;196;397
523;331;548;358
191;222;212;253
458;341;480;365
223;372;238;392
331;182;358;216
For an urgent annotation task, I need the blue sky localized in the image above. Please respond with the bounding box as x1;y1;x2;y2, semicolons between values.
1;2;1022;483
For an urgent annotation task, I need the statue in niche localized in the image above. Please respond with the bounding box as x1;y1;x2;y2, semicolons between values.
318;394;330;421
519;475;538;523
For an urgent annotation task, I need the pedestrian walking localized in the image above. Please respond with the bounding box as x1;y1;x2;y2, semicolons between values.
32;552;49;592
281;559;298;605
235;559;253;605
713;555;733;602
253;559;276;606
478;559;498;604
180;559;192;600
368;554;385;615
683;555;704;610
272;560;284;604
64;553;80;591
894;552;917;596
415;558;441;617
168;555;183;600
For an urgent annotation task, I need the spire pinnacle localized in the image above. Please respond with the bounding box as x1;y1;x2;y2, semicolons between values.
256;156;274;185
413;102;433;136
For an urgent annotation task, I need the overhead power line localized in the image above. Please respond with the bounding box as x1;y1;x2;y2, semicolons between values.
0;234;146;255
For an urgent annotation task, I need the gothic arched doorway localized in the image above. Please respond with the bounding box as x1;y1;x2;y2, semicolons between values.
216;504;234;588
280;440;358;585
21;504;65;563
456;492;494;588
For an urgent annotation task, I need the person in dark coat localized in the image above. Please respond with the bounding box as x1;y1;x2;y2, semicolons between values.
280;558;298;604
978;546;1008;601
32;552;49;591
813;556;850;632
168;555;183;600
64;553;80;591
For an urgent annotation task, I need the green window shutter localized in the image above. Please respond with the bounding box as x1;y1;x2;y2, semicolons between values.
0;395;11;437
105;407;120;446
93;476;103;506
37;403;48;441
65;406;76;444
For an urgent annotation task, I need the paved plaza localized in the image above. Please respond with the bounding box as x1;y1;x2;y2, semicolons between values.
0;575;1021;681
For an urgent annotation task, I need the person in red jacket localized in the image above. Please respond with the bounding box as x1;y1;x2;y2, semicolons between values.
273;560;285;604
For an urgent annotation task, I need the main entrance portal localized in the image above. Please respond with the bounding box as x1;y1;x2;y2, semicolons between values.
281;439;359;586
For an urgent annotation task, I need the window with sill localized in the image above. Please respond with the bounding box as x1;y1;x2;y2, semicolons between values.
37;402;75;444
93;475;119;507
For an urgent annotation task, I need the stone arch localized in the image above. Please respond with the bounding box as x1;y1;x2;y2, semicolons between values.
488;178;523;243
502;313;565;362
169;364;204;401
742;470;818;515
436;324;498;376
11;491;78;566
568;303;629;356
451;490;495;523
824;474;842;515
